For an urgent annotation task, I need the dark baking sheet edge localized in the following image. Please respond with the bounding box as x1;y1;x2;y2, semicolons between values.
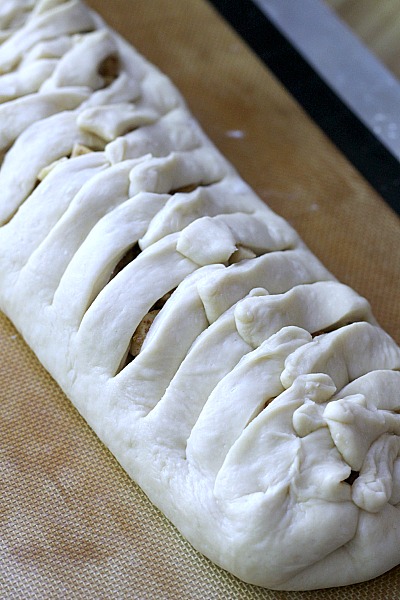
208;0;400;217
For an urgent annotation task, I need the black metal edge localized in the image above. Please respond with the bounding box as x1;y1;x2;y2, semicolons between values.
208;0;400;216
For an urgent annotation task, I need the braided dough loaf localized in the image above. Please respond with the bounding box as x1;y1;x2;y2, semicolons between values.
1;0;400;591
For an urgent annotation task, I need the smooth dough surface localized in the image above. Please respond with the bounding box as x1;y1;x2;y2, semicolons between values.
0;0;399;591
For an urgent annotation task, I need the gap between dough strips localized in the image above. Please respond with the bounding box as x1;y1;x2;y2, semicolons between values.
1;0;400;592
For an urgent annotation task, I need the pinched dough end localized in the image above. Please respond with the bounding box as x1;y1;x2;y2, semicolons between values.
0;0;399;593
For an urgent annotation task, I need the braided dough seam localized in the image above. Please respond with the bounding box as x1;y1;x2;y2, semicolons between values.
0;1;399;591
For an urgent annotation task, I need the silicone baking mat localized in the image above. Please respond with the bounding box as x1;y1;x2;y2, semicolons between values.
1;0;399;597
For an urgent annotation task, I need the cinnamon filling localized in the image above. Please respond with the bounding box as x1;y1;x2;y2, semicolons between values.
118;289;176;371
0;148;6;167
245;397;277;428
98;54;120;86
344;470;359;486
109;243;142;281
170;183;198;194
311;321;356;339
129;310;159;359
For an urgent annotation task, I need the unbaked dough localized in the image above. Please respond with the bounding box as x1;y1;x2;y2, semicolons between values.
0;0;399;591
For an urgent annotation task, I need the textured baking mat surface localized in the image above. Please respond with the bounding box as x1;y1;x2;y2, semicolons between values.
1;0;400;597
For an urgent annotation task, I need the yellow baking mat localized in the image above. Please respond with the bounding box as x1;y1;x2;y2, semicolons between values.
1;0;399;597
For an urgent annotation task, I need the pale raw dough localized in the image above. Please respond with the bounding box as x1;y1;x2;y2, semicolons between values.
0;1;400;591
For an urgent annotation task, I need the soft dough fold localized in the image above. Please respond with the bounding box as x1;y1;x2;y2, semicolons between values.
0;1;399;592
